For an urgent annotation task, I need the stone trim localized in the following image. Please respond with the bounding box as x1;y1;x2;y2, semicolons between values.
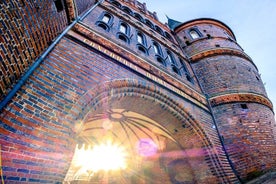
67;24;209;109
209;93;273;111
189;48;258;70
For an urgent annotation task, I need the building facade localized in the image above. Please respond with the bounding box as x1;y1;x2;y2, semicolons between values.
0;0;275;183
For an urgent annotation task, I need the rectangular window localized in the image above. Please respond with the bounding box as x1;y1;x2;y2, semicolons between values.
102;15;110;24
153;45;159;54
137;34;143;44
241;104;248;109
120;24;127;34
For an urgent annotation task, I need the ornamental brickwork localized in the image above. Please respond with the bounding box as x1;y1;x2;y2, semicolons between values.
0;0;275;183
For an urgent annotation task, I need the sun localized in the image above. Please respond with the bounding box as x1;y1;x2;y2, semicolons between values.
74;141;127;173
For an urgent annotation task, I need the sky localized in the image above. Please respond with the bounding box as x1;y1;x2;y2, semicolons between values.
142;0;276;112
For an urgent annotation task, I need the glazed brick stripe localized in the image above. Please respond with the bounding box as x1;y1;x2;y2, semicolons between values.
0;0;68;100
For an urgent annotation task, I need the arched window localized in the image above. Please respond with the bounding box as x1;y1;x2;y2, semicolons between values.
167;51;176;65
134;13;144;22
117;22;130;43
155;26;164;36
119;23;127;34
96;13;113;31
110;0;121;8
122;6;133;15
153;42;165;66
164;32;173;41
179;58;193;83
145;19;154;29
136;32;148;55
189;29;201;39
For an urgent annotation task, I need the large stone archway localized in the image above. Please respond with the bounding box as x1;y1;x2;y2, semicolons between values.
63;79;226;183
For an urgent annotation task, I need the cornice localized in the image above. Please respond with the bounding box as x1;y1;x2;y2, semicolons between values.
209;92;273;111
189;47;258;71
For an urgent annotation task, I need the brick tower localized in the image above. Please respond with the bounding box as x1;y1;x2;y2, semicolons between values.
171;18;276;181
0;0;275;183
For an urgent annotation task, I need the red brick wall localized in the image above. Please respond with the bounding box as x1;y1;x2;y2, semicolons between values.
175;19;276;181
0;0;68;100
212;103;276;180
0;34;236;182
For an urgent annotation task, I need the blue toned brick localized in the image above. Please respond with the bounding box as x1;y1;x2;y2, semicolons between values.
10;118;22;126
7;177;20;181
14;101;23;109
2;166;16;172
24;108;34;115
26;161;39;166
29;178;40;182
2;124;17;133
17;168;29;173
21;178;27;181
13;159;26;164
30;170;42;174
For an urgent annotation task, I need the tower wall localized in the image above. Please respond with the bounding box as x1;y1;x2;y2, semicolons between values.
174;19;276;181
0;0;96;100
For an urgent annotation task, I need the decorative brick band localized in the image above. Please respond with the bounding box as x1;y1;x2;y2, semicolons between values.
68;24;208;108
209;93;273;110
189;48;258;70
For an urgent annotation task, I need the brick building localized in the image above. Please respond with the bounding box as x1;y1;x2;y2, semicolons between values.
0;0;275;183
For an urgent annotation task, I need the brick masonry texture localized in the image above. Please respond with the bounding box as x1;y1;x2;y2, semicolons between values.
175;19;276;182
0;0;275;183
0;0;68;100
0;36;234;183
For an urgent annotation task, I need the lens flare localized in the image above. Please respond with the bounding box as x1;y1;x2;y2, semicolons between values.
75;141;127;173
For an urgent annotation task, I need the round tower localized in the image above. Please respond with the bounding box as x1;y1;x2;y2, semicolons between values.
172;18;276;181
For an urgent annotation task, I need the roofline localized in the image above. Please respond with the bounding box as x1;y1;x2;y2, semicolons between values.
174;18;236;41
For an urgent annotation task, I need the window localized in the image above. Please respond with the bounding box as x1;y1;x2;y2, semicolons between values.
153;43;162;55
145;19;154;29
137;32;148;54
96;13;113;31
102;14;111;24
110;0;121;8
122;6;133;15
167;51;176;65
179;58;193;83
189;29;201;39
134;13;144;22
117;22;130;43
164;32;172;41
119;24;127;34
54;0;64;12
153;42;165;66
155;26;164;36
241;104;248;109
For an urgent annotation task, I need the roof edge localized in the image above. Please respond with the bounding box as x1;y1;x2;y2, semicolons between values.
173;18;236;41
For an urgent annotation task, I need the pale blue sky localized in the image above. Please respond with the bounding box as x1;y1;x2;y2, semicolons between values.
143;0;276;111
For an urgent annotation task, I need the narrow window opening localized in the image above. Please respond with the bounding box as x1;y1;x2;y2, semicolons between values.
172;66;180;75
241;104;248;109
190;30;200;39
185;41;191;46
137;34;143;44
120;24;127;34
215;44;220;47
54;0;64;12
207;34;211;39
102;14;111;24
